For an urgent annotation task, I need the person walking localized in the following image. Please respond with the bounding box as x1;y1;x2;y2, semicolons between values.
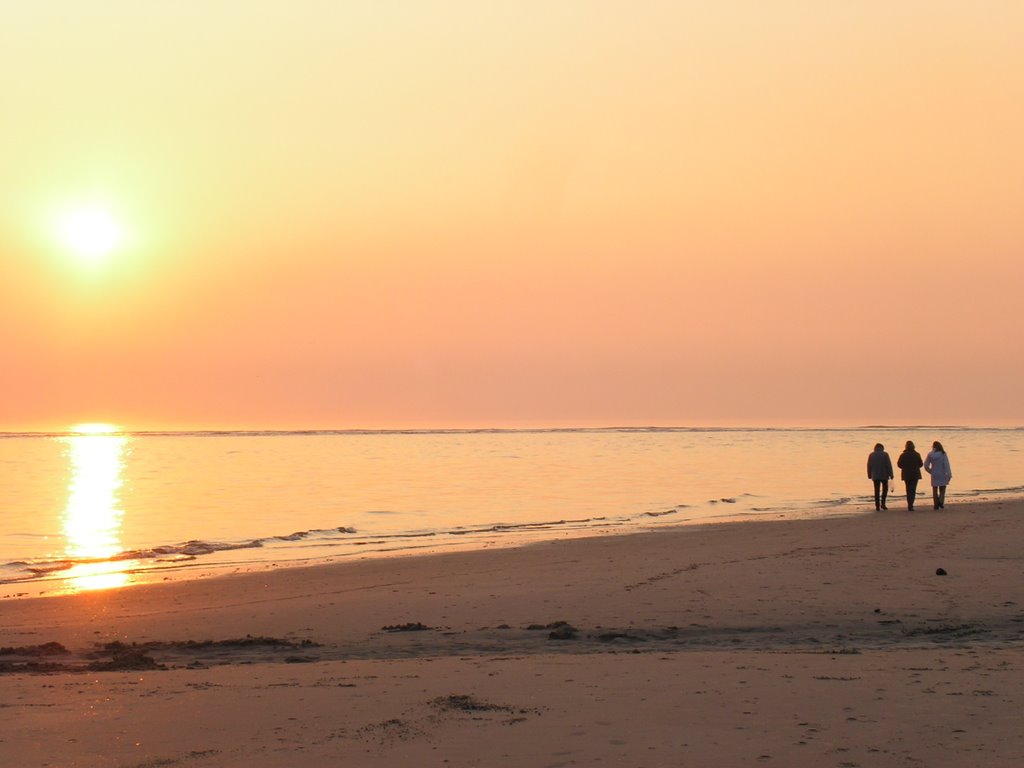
867;443;894;511
897;440;924;511
924;441;952;509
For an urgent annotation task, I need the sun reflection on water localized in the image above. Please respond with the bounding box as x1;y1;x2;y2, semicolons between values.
60;423;135;592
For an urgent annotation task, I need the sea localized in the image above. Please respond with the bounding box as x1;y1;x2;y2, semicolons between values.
1;426;1021;598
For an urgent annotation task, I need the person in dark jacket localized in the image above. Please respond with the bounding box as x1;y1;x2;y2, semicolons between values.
866;443;894;511
896;440;924;511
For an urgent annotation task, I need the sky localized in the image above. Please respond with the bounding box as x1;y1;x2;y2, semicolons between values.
2;1;1022;431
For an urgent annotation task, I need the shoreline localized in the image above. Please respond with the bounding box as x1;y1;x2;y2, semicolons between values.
7;489;1021;602
3;498;1023;765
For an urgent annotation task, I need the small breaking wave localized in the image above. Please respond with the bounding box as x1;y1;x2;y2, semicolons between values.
0;527;362;586
954;485;1024;499
0;517;630;588
812;497;854;508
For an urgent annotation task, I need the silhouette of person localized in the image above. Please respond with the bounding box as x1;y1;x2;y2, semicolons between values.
924;441;952;509
866;443;894;511
896;440;924;511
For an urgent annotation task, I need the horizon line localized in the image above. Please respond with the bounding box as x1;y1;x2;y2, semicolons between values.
1;424;1018;438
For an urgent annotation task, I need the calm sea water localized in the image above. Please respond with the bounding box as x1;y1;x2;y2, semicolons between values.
1;427;1021;597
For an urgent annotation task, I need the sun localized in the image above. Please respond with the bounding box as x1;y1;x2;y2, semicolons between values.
56;205;125;263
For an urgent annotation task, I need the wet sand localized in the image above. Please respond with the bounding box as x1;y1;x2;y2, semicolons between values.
2;499;1023;766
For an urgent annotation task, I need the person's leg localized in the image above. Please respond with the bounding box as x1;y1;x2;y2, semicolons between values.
873;480;882;510
938;485;946;508
880;480;888;509
932;485;940;509
906;479;918;510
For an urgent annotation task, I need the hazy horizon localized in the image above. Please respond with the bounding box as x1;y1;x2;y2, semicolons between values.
3;422;1020;437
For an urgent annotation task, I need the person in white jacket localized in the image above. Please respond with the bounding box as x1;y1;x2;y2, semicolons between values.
924;441;952;510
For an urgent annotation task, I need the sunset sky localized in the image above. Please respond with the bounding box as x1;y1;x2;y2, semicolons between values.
2;2;1022;431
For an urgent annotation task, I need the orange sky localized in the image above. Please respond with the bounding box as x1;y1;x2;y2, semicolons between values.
2;2;1022;430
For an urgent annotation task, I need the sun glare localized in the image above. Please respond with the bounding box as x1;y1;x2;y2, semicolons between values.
59;426;134;593
56;206;124;263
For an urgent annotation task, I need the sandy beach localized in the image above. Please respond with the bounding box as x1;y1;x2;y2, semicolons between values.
2;499;1023;767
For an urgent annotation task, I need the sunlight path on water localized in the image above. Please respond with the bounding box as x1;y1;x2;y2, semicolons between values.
58;425;137;592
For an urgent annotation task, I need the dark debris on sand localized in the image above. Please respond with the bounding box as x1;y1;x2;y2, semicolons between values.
88;646;164;672
0;635;322;674
136;636;320;650
382;622;433;633
526;620;579;640
430;694;540;723
431;694;515;712
0;642;72;674
0;660;70;673
0;641;70;657
99;636;320;654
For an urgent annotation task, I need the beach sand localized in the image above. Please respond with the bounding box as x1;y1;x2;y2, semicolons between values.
2;500;1023;767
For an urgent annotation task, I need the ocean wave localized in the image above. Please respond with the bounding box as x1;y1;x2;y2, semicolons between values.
24;560;74;576
943;485;1024;500
812;497;854;508
644;508;686;518
0;528;354;585
0;516;623;586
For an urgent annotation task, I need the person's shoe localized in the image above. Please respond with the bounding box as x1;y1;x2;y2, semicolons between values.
881;504;887;510
908;506;914;511
875;505;881;511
